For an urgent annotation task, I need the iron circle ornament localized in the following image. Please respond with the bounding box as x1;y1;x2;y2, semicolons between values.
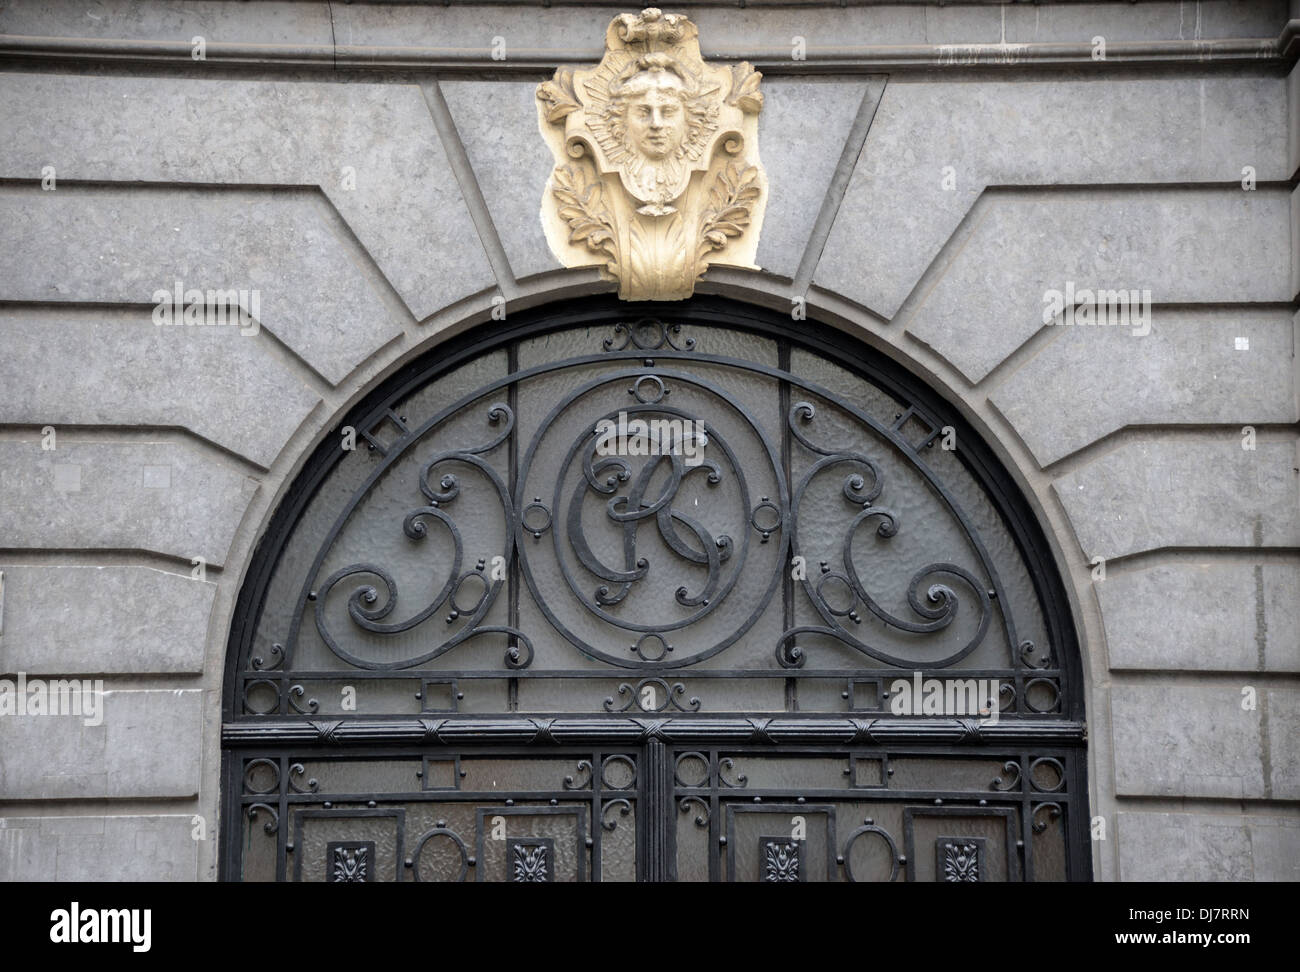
409;826;471;882
514;367;791;669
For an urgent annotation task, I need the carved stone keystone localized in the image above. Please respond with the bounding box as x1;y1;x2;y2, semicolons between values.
537;8;767;300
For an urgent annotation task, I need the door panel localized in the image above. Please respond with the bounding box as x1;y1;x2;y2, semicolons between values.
228;743;1077;881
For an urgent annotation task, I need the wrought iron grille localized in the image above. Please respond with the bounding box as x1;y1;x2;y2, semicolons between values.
221;296;1088;881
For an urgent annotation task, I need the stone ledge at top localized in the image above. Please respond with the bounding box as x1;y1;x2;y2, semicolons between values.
0;1;1287;51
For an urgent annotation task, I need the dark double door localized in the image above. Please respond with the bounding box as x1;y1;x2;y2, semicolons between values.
227;733;1083;882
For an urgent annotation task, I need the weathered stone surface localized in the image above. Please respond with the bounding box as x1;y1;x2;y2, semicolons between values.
1111;683;1267;799
1248;813;1300;881
1291;187;1299;300
0;73;492;324
818;78;1290;322
0;185;403;385
3;1;1282;53
1053;436;1300;561
755;79;878;281
992;308;1297;466
0;308;319;467
1004;1;1288;43
1267;688;1300;799
0;689;201;799
441;80;558;283
0;0;334;44
0;814;199;881
1289;63;1300;181
907;189;1292;382
0;565;214;675
1099;562;1300;673
1116;811;1300;882
0;439;256;567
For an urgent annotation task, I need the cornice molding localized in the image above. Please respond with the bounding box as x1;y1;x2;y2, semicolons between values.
0;33;1293;73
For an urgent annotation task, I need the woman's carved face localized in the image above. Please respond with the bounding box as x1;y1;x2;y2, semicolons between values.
623;70;688;160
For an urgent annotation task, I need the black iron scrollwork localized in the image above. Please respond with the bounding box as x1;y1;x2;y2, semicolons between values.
288;402;534;672
252;325;1038;682
775;401;994;670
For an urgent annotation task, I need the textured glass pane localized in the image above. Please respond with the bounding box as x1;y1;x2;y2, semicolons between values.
726;806;832;882
719;756;850;791
887;757;1011;793
1031;803;1068;881
601;801;637;882
907;810;1016;882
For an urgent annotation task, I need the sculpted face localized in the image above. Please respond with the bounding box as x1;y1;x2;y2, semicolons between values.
624;71;688;160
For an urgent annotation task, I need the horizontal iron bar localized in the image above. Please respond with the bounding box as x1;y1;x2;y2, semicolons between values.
223;715;1086;747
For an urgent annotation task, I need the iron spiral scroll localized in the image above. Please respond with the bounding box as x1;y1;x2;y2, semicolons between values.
263;319;1024;676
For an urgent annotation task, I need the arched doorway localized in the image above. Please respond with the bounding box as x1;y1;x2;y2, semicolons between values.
220;296;1089;881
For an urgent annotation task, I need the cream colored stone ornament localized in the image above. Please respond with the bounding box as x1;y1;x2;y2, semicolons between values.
537;8;767;300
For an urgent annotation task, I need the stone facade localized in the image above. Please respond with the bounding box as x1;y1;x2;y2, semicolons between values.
0;0;1297;881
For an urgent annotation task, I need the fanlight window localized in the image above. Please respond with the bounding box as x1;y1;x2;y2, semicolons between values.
222;299;1087;882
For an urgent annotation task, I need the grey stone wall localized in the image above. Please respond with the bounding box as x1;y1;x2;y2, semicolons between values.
0;0;1296;881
